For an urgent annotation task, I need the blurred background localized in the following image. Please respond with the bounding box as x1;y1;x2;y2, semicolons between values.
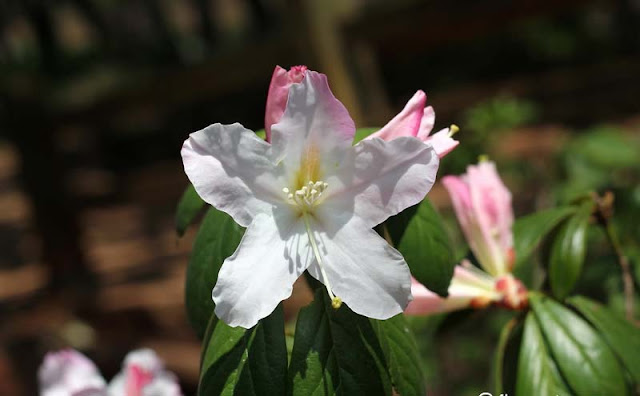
0;0;639;394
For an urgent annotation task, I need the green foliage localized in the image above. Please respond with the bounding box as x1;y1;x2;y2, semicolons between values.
175;183;205;236
513;206;577;269
287;287;391;396
371;315;426;396
387;199;456;296
516;314;570;395
568;296;640;383
185;207;244;338
549;200;594;299
199;305;288;396
464;96;538;138
529;294;628;395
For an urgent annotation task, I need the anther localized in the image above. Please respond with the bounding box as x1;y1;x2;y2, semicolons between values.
449;124;460;136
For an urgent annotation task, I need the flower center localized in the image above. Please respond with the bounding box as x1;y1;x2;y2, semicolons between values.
283;180;328;212
283;180;341;309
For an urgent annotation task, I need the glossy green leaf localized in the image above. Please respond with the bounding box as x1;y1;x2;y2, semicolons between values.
513;206;577;268
186;207;244;338
288;288;391;396
515;313;570;395
530;294;628;396
371;315;425;396
199;305;288;396
176;184;205;236
387;199;455;296
549;201;593;299
568;296;640;382
352;127;379;145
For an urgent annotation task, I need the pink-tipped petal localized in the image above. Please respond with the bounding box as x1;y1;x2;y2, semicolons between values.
367;91;426;141
264;65;308;142
38;349;106;396
108;349;182;396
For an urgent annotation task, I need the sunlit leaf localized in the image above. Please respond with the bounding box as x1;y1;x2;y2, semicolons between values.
199;305;287;396
568;296;640;383
352;127;379;145
287;288;391;396
515;313;570;395
549;201;593;299
530;294;628;395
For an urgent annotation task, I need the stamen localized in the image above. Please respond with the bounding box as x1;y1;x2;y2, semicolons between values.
449;124;460;136
283;179;328;211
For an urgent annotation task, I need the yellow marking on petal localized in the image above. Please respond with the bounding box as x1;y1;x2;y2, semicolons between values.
295;144;322;190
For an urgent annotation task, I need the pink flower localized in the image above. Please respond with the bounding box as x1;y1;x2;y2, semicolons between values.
442;160;514;277
264;65;308;142
39;349;106;396
367;90;459;158
38;349;182;396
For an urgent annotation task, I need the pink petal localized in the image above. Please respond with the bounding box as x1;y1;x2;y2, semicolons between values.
416;106;436;141
264;65;307;142
427;128;459;158
367;91;426;141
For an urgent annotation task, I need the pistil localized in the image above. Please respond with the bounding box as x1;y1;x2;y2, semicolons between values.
283;181;342;309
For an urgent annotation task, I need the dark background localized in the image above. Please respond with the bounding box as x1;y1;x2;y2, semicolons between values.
1;0;639;394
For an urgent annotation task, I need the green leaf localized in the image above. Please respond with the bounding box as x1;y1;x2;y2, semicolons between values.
199;305;288;396
387;199;455;296
371;315;425;396
515;313;570;395
549;201;593;299
352;127;379;145
568;296;640;382
288;288;391;396
255;129;266;140
175;184;205;236
530;294;628;396
186;207;244;338
493;319;518;394
513;206;577;268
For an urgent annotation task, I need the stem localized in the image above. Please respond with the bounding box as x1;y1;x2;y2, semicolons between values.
604;222;635;321
595;192;635;321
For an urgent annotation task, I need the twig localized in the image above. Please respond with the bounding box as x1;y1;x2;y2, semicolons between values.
594;192;635;322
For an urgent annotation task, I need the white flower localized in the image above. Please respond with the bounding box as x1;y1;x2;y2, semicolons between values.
182;70;440;328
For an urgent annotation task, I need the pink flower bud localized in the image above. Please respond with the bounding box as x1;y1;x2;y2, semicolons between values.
495;274;528;310
442;160;514;277
367;91;459;158
264;65;308;142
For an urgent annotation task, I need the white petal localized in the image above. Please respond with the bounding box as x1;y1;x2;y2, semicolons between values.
38;350;106;396
181;123;283;227
213;211;312;328
324;136;439;228
307;214;411;319
270;71;355;178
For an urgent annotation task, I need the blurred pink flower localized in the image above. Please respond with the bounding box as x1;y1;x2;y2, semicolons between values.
442;160;514;277
405;262;499;315
367;90;459;158
264;65;308;142
38;349;181;396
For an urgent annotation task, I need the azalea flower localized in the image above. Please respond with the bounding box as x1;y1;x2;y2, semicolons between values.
264;65;308;142
38;349;181;396
367;90;459;158
406;160;527;316
182;69;440;328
